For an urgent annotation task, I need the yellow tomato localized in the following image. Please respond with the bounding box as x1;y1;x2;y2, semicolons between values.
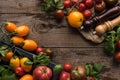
19;74;33;80
10;56;20;69
20;57;32;72
67;11;84;28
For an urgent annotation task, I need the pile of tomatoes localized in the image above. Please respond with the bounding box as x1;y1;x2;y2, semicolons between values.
54;0;118;29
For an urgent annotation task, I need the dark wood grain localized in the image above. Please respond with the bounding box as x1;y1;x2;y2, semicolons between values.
0;0;120;80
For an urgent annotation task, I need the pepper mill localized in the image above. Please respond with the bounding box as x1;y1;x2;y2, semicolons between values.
95;16;120;36
83;5;120;29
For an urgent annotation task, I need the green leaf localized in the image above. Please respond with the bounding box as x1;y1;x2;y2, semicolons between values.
94;76;99;80
0;45;8;50
1;73;18;80
86;77;90;80
0;66;5;74
56;3;64;9
33;53;50;66
54;0;60;4
24;60;33;65
85;64;90;75
104;31;116;55
94;64;103;72
90;70;98;76
0;50;8;57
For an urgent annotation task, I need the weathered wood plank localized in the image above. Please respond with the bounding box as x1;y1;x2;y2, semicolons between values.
0;14;103;47
0;0;42;14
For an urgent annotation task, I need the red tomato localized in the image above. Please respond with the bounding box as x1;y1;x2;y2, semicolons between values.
63;63;72;72
15;67;25;76
55;10;64;20
90;77;95;80
117;40;120;49
59;71;70;80
36;47;44;54
33;66;52;80
94;1;106;12
71;0;79;5
79;3;86;12
85;0;94;9
83;9;92;19
63;0;71;8
115;52;120;63
95;0;102;3
81;0;86;3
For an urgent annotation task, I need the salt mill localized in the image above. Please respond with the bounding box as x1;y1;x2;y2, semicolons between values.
95;16;120;36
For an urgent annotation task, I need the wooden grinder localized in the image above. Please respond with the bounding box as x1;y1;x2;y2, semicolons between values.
95;16;120;36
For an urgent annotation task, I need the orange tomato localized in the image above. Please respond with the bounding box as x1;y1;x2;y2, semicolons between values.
67;11;84;28
10;56;20;69
22;39;38;52
15;26;29;37
5;22;17;33
2;51;14;62
20;57;32;72
11;36;24;46
19;74;33;80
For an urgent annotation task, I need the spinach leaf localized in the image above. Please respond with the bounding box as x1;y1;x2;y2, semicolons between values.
104;25;120;55
33;53;50;66
41;0;64;12
0;65;18;80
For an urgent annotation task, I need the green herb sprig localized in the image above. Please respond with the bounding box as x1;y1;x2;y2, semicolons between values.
33;52;51;66
85;63;103;80
0;65;18;80
104;25;120;55
41;0;64;12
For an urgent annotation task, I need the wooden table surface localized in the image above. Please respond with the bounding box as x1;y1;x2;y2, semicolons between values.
0;0;120;80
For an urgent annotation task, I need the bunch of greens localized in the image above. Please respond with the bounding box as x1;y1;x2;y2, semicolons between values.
24;52;51;67
85;63;103;80
41;0;64;11
104;25;120;55
33;52;51;66
0;65;18;80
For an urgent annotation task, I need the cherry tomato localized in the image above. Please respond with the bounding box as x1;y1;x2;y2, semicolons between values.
90;77;95;80
63;63;72;72
95;0;102;3
79;3;86;12
15;67;25;76
85;0;94;9
83;9;92;19
81;0;86;3
71;0;79;5
117;40;120;49
45;48;54;56
104;0;118;8
94;0;106;12
55;10;64;20
59;71;70;80
63;0;71;8
36;47;44;54
114;52;120;63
